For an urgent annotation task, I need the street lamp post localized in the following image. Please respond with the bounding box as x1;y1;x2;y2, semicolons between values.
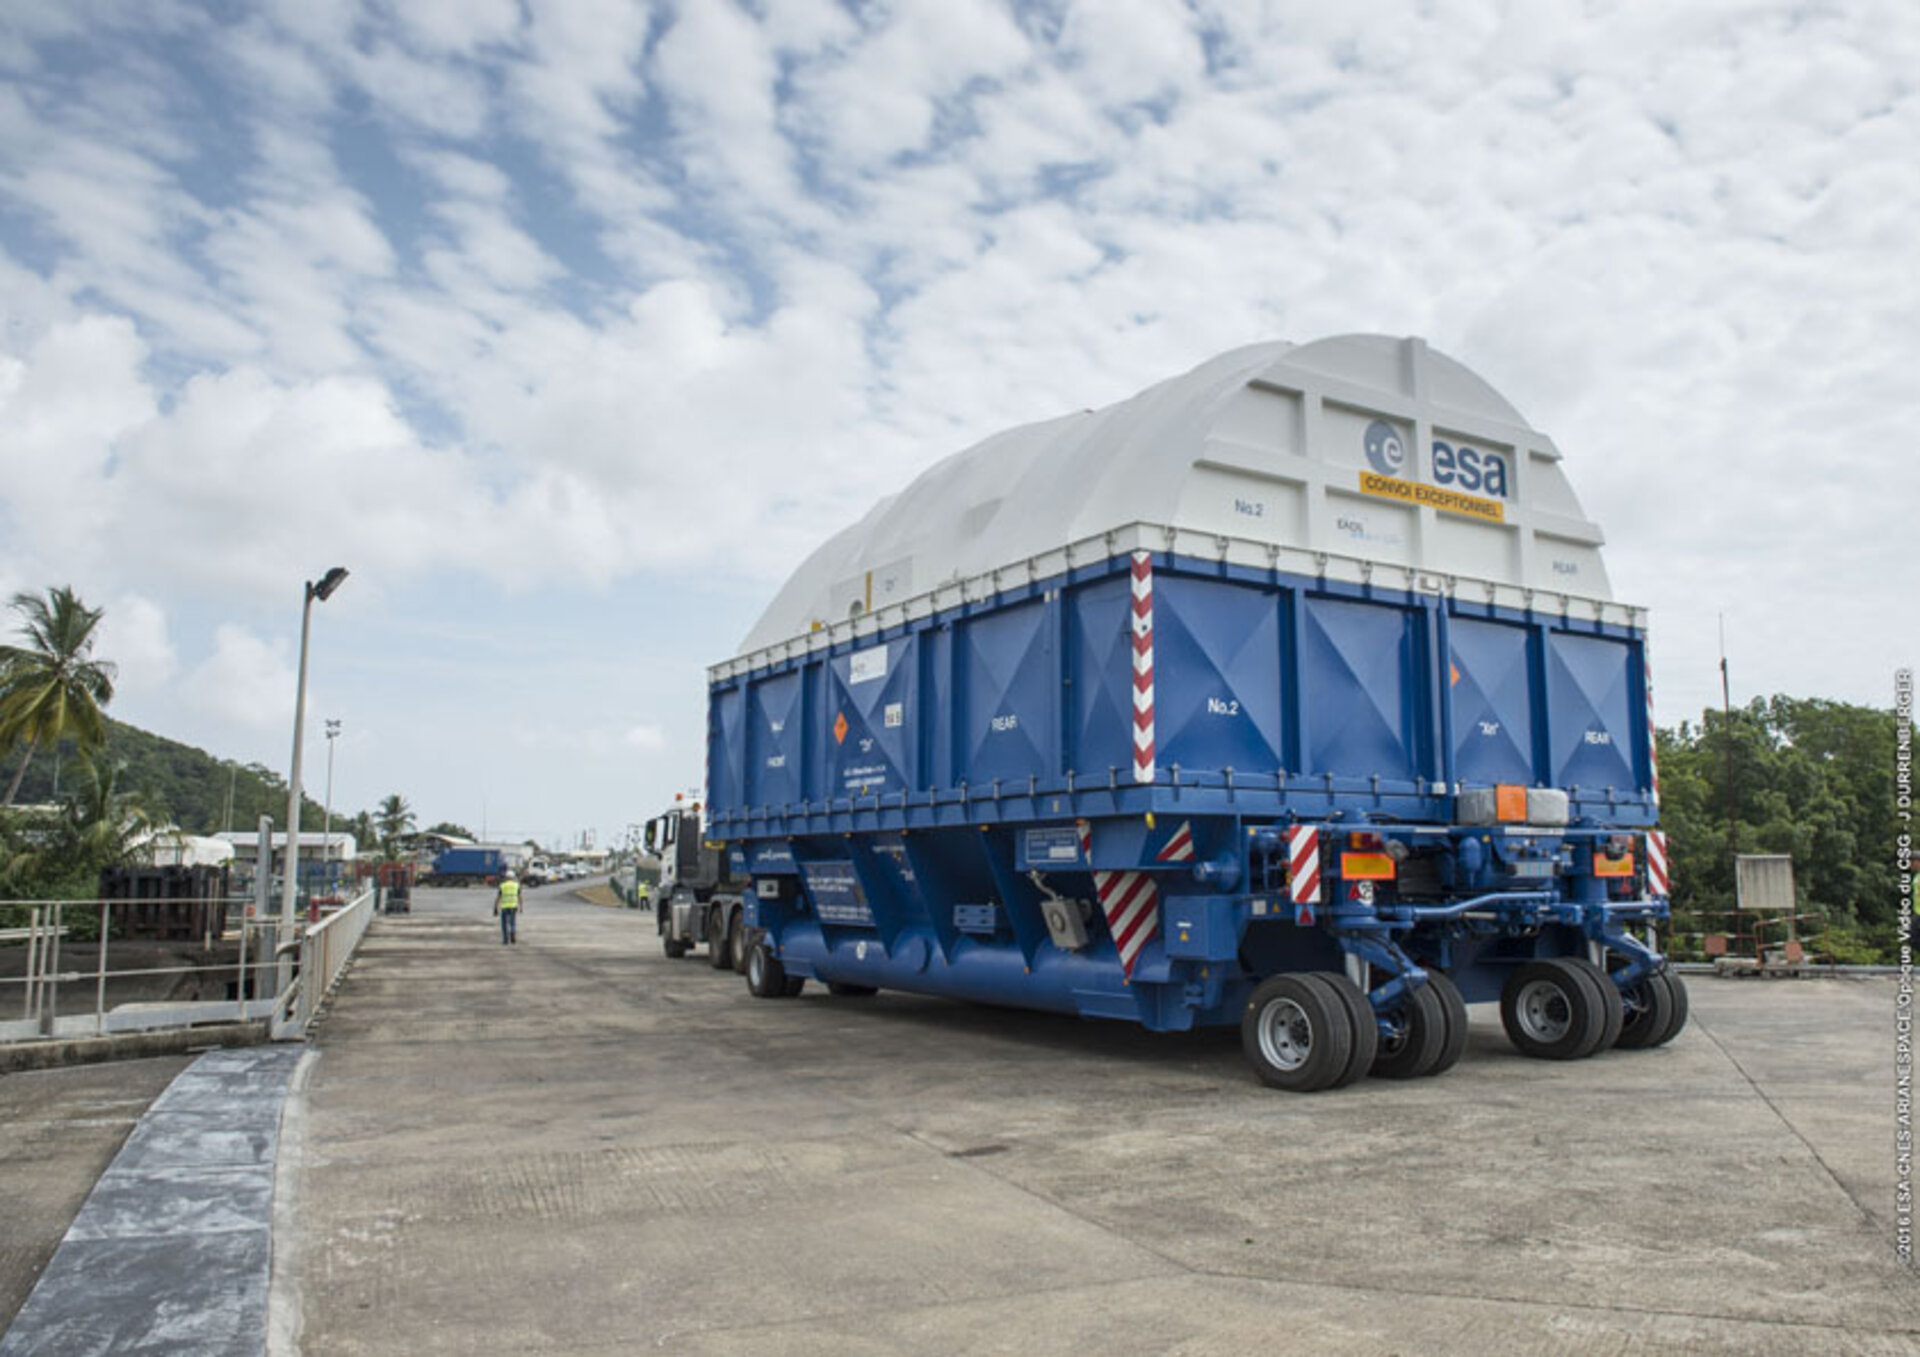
279;567;349;1006
322;718;342;894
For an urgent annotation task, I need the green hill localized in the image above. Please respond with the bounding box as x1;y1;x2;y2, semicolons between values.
0;718;331;836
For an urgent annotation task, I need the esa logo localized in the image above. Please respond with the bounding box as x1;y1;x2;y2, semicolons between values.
1363;420;1406;476
1362;421;1511;498
1431;439;1510;497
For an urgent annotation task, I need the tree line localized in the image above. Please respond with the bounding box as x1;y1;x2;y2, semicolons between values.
0;586;429;901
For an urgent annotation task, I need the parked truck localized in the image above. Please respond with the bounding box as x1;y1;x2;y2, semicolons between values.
428;846;509;887
704;335;1686;1091
643;795;753;971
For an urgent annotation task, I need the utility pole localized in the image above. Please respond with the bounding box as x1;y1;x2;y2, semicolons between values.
1719;614;1738;862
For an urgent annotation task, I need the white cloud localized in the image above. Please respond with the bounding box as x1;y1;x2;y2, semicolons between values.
185;624;298;733
99;594;176;694
623;724;665;752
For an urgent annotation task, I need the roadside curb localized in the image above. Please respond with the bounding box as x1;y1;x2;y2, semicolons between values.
0;1022;271;1076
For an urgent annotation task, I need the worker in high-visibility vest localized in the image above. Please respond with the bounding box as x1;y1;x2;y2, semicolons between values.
637;878;651;911
494;870;522;945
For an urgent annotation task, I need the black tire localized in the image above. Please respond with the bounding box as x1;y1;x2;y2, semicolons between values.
1308;972;1378;1089
747;942;786;998
707;910;733;970
1561;955;1624;1055
1614;965;1675;1049
1500;959;1607;1060
1372;979;1448;1079
729;913;750;975
782;976;807;997
1423;968;1470;1076
663;935;690;959
1649;968;1689;1046
1240;973;1354;1092
826;981;878;997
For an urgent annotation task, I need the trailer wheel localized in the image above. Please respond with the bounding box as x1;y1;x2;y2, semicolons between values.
1615;965;1674;1049
826;982;878;997
729;913;750;974
1561;956;1624;1054
1241;974;1353;1092
663;935;690;959
1423;969;1470;1076
1308;972;1377;1088
1500;959;1606;1060
707;910;733;970
1649;968;1689;1046
782;976;807;998
1372;979;1447;1079
747;942;786;998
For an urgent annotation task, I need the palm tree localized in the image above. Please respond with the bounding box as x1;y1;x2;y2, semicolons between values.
375;793;415;859
0;587;116;806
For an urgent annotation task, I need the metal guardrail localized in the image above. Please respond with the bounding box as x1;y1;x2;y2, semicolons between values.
0;887;377;1046
274;887;376;1038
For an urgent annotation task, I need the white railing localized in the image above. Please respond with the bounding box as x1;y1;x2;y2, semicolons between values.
0;897;286;1044
0;886;379;1046
274;887;376;1038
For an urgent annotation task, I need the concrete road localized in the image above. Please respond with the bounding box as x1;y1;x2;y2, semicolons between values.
285;884;1919;1354
0;1054;190;1330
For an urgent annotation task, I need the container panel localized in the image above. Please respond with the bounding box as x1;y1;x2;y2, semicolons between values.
1153;576;1283;775
1067;574;1133;781
1448;616;1537;787
1300;596;1425;782
708;683;744;813
1547;631;1638;791
746;669;806;807
960;597;1057;786
827;636;917;798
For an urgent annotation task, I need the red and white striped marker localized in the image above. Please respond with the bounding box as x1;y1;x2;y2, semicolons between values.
1155;820;1195;863
1646;829;1670;898
1078;818;1160;978
1644;646;1660;807
1285;827;1321;907
1131;551;1154;784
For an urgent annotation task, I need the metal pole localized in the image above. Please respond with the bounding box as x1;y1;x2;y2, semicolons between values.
23;906;40;1020
323;719;340;898
279;584;316;1002
43;902;62;1037
256;814;276;1010
95;899;110;1036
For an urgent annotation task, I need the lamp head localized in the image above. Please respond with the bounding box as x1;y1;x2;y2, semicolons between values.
311;567;350;602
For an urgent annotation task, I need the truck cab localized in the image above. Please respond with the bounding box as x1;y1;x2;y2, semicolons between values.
642;795;751;969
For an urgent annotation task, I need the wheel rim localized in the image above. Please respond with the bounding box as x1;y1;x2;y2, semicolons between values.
1515;978;1574;1043
1256;997;1313;1072
748;950;763;987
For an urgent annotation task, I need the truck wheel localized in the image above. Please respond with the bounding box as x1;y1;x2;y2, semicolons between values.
1308;972;1377;1088
747;942;786;998
1649;968;1689;1046
782;976;807;998
1423;969;1470;1076
1500;959;1606;1060
1614;965;1674;1049
729;914;749;974
663;935;690;959
707;910;733;970
1372;979;1447;1079
1241;974;1354;1092
1560;956;1624;1055
826;981;878;997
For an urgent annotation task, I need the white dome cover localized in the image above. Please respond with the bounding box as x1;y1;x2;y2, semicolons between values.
741;335;1611;655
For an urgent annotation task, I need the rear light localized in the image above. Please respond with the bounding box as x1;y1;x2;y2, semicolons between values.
1341;851;1397;881
1593;852;1635;878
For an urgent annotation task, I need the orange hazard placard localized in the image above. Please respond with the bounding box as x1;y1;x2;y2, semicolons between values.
833;711;849;745
1340;851;1397;881
1594;853;1635;878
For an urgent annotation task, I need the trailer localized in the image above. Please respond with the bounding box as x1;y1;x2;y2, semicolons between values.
428;846;509;888
704;335;1686;1090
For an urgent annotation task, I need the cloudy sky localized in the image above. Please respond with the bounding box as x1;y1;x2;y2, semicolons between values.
0;0;1911;848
